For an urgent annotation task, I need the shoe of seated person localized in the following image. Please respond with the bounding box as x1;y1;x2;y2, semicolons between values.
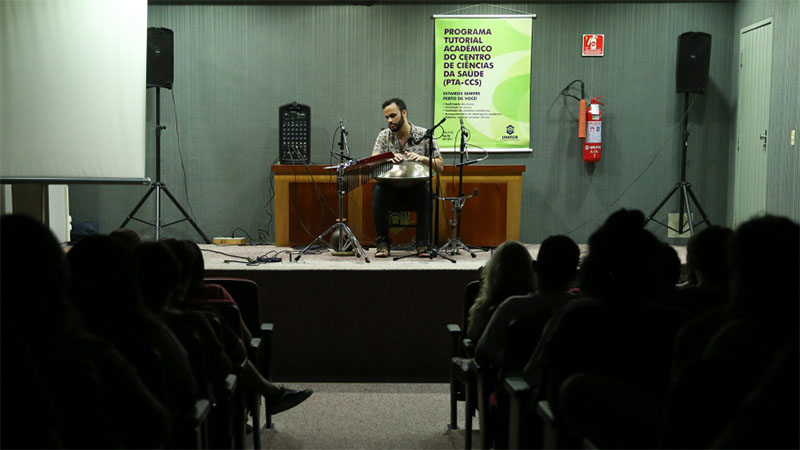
416;245;430;257
266;387;313;415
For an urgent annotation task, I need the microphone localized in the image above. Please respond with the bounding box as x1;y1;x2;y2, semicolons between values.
460;118;467;136
412;117;446;145
339;119;348;136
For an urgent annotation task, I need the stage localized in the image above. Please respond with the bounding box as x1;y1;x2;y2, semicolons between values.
201;243;684;383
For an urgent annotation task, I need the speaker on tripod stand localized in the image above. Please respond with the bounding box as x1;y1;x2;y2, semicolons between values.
120;27;210;243
646;32;712;236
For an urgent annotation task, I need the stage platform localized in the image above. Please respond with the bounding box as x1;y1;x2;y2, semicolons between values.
201;243;684;383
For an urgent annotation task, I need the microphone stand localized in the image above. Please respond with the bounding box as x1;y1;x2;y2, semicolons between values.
438;120;481;257
295;120;371;262
394;118;455;263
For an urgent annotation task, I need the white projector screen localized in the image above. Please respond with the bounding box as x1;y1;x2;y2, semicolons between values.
1;0;148;183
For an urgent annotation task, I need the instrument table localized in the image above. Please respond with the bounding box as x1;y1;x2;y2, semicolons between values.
271;164;525;247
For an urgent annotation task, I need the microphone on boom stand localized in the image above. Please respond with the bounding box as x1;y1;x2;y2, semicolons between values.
334;119;353;160
412;117;446;145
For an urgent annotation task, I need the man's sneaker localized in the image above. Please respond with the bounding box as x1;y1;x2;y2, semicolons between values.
375;243;390;258
266;387;313;415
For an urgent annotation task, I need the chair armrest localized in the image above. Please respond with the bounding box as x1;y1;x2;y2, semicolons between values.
506;376;532;450
248;337;263;355
259;323;274;380
537;399;558;449
224;373;237;394
446;323;461;357
537;400;554;422
582;437;599;450
463;338;475;358
193;398;212;424
505;376;531;397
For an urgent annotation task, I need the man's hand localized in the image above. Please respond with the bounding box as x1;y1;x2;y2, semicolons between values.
404;152;426;164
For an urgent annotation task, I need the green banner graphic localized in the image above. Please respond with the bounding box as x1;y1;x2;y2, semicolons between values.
434;17;532;152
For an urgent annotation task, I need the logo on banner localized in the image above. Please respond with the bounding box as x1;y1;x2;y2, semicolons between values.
582;34;604;57
503;124;518;141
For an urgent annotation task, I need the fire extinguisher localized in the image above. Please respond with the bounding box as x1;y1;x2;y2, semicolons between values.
583;96;604;162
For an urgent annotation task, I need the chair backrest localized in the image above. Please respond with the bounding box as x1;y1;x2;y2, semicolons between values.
505;315;550;371
204;278;260;336
462;279;481;333
206;302;244;338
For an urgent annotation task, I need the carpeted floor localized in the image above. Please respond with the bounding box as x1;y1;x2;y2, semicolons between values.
252;383;475;449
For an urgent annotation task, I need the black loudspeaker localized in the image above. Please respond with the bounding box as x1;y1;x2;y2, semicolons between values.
676;32;711;93
147;27;173;89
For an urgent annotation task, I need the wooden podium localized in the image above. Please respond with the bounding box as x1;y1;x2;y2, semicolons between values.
271;164;525;248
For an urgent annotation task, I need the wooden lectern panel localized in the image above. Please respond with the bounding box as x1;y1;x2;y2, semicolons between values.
444;182;508;247
288;182;341;245
272;165;524;247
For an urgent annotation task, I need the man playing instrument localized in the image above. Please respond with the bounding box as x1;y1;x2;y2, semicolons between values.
371;98;443;258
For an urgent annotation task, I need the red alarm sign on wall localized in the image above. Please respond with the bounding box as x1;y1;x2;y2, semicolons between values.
583;34;604;57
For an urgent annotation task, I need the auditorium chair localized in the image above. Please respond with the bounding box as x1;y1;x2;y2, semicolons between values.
471;314;554;449
204;277;275;435
176;325;241;450
203;301;258;449
445;279;481;448
505;377;582;450
173;399;212;449
209;374;242;449
135;335;213;450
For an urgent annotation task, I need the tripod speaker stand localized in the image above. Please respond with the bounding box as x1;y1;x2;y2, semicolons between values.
120;87;210;243
646;92;711;236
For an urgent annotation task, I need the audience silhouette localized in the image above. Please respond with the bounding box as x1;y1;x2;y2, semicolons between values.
169;239;313;415
1;215;170;449
475;235;580;368
467;240;536;342
661;215;799;449
134;240;233;397
65;235;200;434
523;209;689;448
671;224;733;317
2;209;797;449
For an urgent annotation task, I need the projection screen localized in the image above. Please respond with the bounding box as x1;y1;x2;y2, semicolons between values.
1;0;148;183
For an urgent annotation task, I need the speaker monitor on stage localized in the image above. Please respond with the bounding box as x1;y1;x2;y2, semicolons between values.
147;27;173;89
676;32;711;93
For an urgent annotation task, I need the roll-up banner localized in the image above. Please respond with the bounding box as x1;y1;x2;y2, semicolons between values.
433;15;533;153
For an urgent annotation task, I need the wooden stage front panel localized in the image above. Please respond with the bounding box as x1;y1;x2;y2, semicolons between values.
205;266;479;382
272;164;525;247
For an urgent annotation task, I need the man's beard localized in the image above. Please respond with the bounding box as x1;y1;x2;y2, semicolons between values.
390;115;405;132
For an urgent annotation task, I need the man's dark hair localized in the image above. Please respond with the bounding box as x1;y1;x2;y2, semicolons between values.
382;98;407;112
534;234;580;292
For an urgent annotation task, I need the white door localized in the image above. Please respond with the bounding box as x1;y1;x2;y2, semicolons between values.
733;19;773;227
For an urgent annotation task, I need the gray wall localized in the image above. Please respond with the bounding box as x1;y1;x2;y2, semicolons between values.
70;1;783;244
730;0;800;223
